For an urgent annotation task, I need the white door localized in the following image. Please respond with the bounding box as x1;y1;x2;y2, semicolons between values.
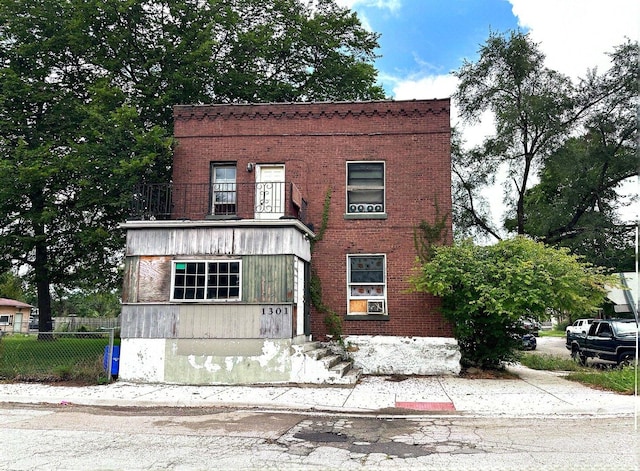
13;313;22;333
255;165;285;219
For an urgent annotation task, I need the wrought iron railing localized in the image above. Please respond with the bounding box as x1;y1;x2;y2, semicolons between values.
129;182;308;224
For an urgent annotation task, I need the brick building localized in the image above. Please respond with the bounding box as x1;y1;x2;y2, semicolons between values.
119;100;460;385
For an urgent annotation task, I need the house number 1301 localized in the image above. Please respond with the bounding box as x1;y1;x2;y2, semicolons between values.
261;306;289;315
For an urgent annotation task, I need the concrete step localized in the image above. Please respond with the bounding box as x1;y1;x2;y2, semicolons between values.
341;368;361;383
321;354;342;369
300;341;320;353
329;361;353;377
305;347;329;361
300;342;361;384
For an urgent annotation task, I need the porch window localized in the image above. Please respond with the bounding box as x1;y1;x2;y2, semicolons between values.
172;260;241;301
346;162;385;214
211;163;237;215
347;254;387;315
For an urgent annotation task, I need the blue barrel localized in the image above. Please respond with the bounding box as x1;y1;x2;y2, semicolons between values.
103;345;120;375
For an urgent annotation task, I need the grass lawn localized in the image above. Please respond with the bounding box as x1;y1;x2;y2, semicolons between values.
520;352;638;395
0;333;118;384
538;329;566;338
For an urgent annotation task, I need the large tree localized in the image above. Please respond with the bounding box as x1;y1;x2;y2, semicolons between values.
411;237;615;368
0;0;385;332
522;41;638;271
452;31;637;258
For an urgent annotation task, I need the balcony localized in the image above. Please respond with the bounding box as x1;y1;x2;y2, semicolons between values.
129;182;308;224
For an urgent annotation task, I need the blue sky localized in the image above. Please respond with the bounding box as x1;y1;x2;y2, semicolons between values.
357;1;517;86
337;0;639;225
338;0;638;104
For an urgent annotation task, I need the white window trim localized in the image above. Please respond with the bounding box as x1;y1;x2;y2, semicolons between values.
346;254;387;315
210;162;237;216
171;259;242;302
345;161;386;215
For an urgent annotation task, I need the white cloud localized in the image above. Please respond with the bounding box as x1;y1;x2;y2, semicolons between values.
509;0;639;78
335;0;401;11
391;73;493;148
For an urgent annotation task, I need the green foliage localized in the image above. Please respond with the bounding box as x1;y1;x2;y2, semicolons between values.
519;353;585;372
309;186;344;342
521;354;640;394
566;366;638;395
521;42;638;271
411;237;616;368
323;311;344;339
311;187;333;251
0;272;27;301
452;30;638;263
413;203;449;263
51;289;121;318
453;30;576;237
0;0;384;327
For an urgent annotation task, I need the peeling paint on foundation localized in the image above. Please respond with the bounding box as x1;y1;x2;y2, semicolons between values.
118;336;359;385
345;336;461;376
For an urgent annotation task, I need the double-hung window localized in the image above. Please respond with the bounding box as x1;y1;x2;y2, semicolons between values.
346;162;385;215
172;260;241;301
347;254;386;315
211;164;237;216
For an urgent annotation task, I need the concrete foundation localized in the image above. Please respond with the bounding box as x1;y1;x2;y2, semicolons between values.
118;337;354;385
344;335;461;376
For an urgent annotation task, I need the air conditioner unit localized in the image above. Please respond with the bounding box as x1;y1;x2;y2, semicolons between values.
367;300;384;314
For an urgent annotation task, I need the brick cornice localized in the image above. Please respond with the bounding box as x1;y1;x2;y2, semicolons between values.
173;99;450;121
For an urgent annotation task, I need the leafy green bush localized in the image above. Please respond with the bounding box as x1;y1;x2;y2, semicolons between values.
411;237;616;369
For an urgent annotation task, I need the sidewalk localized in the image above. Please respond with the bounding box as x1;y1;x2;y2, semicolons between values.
1;365;637;417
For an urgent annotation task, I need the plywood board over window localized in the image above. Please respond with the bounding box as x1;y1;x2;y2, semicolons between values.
138;256;172;302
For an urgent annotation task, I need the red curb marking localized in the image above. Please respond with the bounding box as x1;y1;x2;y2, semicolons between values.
395;401;456;411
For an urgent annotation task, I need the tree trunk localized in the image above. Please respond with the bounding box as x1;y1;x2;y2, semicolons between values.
32;188;54;337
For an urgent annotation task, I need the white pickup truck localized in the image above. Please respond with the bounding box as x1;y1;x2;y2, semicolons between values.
566;318;595;337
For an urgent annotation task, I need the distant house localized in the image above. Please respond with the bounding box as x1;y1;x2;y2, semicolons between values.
118;99;460;385
607;272;638;318
0;298;33;334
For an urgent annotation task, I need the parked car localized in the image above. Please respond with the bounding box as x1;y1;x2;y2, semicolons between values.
566;318;595;337
520;318;541;336
566;318;638;366
521;333;537;350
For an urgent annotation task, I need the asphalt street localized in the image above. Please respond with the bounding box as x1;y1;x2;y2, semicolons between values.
1;334;638;470
1;403;638;470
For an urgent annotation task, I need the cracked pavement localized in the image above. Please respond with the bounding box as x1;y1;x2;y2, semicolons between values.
1;403;638;470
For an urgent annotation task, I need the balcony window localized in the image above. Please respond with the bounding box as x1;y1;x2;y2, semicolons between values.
211;164;237;215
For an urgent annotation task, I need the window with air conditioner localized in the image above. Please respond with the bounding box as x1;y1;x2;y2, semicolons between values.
346;162;385;215
347;254;387;316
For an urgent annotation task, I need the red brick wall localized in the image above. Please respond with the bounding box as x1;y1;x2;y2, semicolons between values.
173;100;454;338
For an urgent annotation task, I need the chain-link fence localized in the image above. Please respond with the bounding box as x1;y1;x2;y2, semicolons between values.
0;329;119;385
